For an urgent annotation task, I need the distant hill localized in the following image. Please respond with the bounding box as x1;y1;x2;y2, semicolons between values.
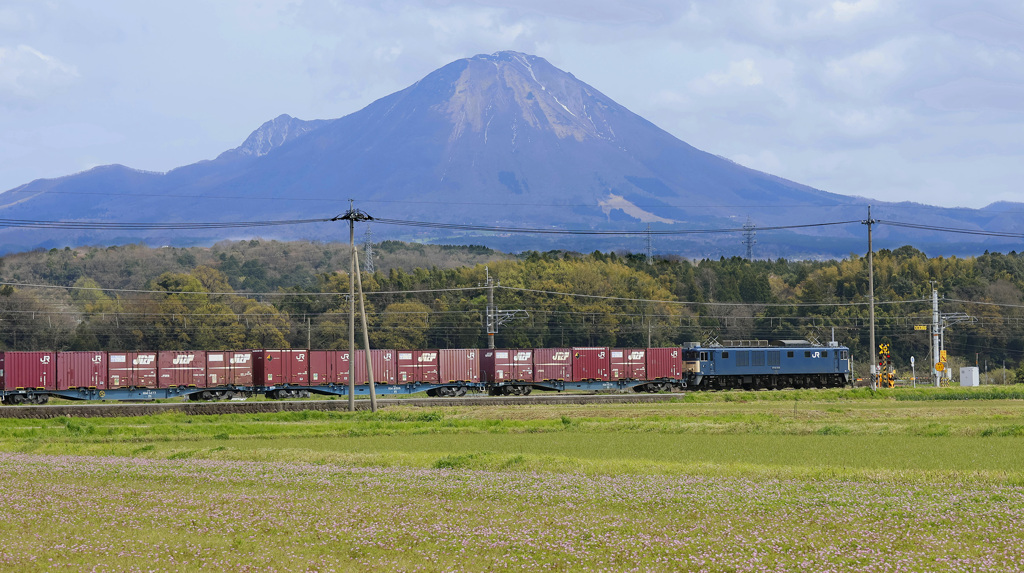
0;240;510;292
1;51;1021;257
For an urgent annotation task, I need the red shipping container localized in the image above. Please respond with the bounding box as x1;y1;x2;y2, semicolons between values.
107;352;158;389
572;347;610;382
397;350;439;383
157;351;207;389
647;347;684;380
438;349;480;383
481;349;534;382
533;348;572;381
206;351;253;387
0;351;57;391
57;351;107;390
309;350;350;386
352;349;396;385
610;348;647;380
252;349;309;387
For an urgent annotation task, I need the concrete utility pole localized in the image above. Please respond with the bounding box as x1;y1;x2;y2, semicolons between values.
482;266;528;349
863;206;877;390
486;267;496;349
932;286;940;387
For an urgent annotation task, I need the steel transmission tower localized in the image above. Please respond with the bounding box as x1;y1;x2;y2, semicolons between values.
645;224;653;265
742;218;756;260
363;226;375;273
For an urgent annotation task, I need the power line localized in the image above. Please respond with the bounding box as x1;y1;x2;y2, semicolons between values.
0;217;331;230
879;220;1024;239
372;217;860;236
498;285;930;308
0;281;483;297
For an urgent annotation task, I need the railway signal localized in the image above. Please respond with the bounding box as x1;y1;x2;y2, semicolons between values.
878;343;894;388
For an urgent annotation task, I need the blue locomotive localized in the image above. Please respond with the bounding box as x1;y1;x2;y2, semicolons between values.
682;340;851;390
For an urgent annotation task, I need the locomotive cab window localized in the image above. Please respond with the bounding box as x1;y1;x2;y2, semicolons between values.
700;351;709;361
841;350;849;359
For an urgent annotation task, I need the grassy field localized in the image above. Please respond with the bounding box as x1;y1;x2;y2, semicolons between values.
2;387;1024;571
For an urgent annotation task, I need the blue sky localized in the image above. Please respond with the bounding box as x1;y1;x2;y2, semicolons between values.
1;0;1022;208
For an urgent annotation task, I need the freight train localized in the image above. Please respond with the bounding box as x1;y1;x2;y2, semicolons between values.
0;340;850;405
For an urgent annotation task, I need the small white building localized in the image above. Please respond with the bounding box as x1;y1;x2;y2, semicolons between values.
960;367;980;387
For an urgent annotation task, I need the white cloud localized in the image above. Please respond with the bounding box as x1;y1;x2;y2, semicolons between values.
691;59;763;94
0;44;78;106
831;0;881;22
823;40;912;98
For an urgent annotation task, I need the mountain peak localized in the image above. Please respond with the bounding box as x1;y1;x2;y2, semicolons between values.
434;51;618;144
229;114;330;158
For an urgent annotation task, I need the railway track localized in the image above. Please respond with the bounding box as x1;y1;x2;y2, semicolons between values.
0;392;681;419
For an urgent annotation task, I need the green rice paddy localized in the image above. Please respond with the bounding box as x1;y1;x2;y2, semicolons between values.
1;386;1023;571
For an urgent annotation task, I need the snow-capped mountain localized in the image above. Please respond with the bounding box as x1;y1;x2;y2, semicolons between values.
0;51;1019;257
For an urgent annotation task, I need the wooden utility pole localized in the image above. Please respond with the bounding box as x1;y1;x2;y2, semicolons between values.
335;202;374;411
353;249;378;412
348;205;356;410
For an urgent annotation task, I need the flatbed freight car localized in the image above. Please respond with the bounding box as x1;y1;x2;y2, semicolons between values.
0;340;851;405
0;349;483;405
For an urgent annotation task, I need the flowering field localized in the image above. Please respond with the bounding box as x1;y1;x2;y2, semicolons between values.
1;394;1024;571
1;452;1023;572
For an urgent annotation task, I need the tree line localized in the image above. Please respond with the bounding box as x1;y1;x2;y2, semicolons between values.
2;241;1024;381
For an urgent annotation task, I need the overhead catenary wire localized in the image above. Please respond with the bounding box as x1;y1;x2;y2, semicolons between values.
1;279;935;309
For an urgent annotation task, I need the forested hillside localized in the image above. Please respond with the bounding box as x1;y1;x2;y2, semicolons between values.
2;241;1023;380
